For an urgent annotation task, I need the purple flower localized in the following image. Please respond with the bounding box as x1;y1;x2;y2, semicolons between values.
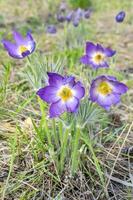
1;31;35;59
46;25;57;34
73;18;79;27
66;11;74;22
115;11;126;23
75;8;84;20
84;10;91;19
80;42;116;69
37;72;85;118
90;75;128;110
57;13;65;22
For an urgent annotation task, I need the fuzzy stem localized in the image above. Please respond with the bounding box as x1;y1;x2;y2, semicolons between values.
52;119;59;147
60;128;69;173
71;126;81;175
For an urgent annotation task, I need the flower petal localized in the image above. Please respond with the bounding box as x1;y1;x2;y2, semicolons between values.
90;86;98;101
73;81;85;99
37;86;60;103
86;42;96;55
104;48;116;57
13;31;25;44
96;44;104;52
106;76;117;81
96;93;120;107
47;72;64;87
112;82;128;94
26;31;34;41
66;97;79;112
80;55;90;65
13;31;36;53
49;100;66;118
63;76;75;87
1;39;22;59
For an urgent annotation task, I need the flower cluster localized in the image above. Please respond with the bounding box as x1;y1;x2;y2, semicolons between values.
1;27;128;118
46;3;92;34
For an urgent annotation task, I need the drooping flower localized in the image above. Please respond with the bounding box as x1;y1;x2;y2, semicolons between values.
37;72;85;118
73;18;80;27
66;11;74;22
1;31;35;59
115;11;126;23
84;9;91;19
57;13;65;22
89;75;128;110
80;42;116;69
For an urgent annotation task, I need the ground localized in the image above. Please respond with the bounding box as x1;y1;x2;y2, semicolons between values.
0;0;133;200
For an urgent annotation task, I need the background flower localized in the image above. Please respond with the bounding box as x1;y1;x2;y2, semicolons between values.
37;72;85;118
90;75;128;110
80;42;116;69
1;31;36;59
115;11;126;23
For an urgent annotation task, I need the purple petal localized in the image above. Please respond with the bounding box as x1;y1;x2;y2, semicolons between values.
86;42;96;55
106;76;117;81
14;31;35;53
37;86;59;103
27;40;36;53
1;39;22;59
66;97;79;112
112;81;128;94
80;55;90;65
22;50;31;57
96;93;120;107
104;47;116;57
86;60;108;69
99;61;109;68
49;100;66;118
104;105;111;111
26;31;34;40
96;44;104;53
13;31;24;44
90;86;98;102
63;76;75;87
47;72;64;87
115;11;126;23
73;82;85;99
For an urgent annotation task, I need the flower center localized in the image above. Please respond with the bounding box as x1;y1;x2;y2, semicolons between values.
93;53;105;64
58;86;73;102
19;45;28;54
97;81;112;95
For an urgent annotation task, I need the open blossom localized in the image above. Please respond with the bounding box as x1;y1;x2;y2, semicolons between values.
1;31;35;59
90;75;128;110
115;11;126;23
37;72;85;118
80;42;116;69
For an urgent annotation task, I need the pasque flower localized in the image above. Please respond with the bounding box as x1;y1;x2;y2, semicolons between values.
1;31;35;59
80;42;116;69
90;75;128;110
37;72;85;118
115;11;126;23
46;25;57;34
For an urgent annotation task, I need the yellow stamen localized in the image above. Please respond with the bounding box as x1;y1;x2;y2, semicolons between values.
93;53;105;64
97;81;112;95
58;86;73;102
19;45;28;54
